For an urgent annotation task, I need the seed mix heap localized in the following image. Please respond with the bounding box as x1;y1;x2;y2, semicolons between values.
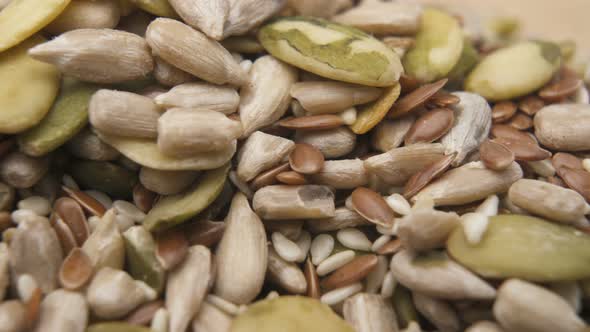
0;0;589;331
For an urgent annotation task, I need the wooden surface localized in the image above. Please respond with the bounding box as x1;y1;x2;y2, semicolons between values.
420;0;590;58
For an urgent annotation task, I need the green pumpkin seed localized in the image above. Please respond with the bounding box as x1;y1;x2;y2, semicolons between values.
258;16;402;87
86;322;153;332
447;215;590;281
18;79;98;157
97;132;236;171
130;0;177;18
0;35;60;134
402;8;464;83
465;41;561;101
143;163;230;232
123;226;166;294
447;38;479;84
392;285;419;329
230;296;354;332
69;160;137;199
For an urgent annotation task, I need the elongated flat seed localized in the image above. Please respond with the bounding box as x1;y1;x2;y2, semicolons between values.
403;154;455;199
350;187;395;228
280;115;345;131
154;82;239;114
291;81;383;114
404;108;455;145
321;255;378;290
317;250;356;276
253;185;335;220
480;139;515;171
289;144;325;175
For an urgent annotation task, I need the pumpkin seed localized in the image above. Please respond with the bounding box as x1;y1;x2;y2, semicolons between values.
258;16;402;87
448;215;590;281
123;226;166;294
18;80;98;156
465;41;561;101
130;0;177;17
230;296;354;332
447;38;479;84
0;36;60;134
403;8;464;83
350;83;401;134
143;163;229;232
0;0;71;52
69;161;137;199
97;132;236;171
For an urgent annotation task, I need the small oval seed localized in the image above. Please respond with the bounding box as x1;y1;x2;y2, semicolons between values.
125;300;164;326
317;250;356;277
304;258;321;299
321;255;378;291
272;232;302;263
559;167;590;202
553;152;583;177
539;76;583;102
493;137;551;161
54;197;90;246
507;113;533;130
155;230;189;271
61;186;106;217
337;228;372;252
350;187;395;228
492;101;518;123
310;234;335;266
518;96;545;116
58;247;93;290
289;144;325;175
404;108;455;145
388;79;448;118
279;115;344;131
276;171;307;185
490;124;537;145
404;154;455;198
480;139;515;171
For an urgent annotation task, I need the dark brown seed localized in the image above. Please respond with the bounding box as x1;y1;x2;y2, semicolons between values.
50;214;77;255
539;76;583;102
320;255;378;291
53;197;89;246
278;115;344;131
479;139;515;171
490;124;537;144
289;143;325;175
403;153;455;198
388;78;448;118
126;300;164;326
155;229;189;270
61;186;106;217
276;171;307;185
404;108;455;145
425;92;460;109
250;163;290;191
58;247;93;291
559;167;590;202
25;287;42;330
518;96;545;116
553;152;583;178
376;238;403;255
399;74;421;95
351;187;395;228
507;113;533;130
493;137;552;161
184;220;226;247
304;258;321;299
492;101;517;123
133;183;157;213
0;212;13;232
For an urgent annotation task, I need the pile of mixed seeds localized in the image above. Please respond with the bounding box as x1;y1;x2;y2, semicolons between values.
0;0;590;331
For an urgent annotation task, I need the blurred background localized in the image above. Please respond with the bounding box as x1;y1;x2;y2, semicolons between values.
424;0;590;59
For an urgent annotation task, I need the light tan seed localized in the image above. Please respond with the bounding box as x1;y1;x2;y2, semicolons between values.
279;115;345;131
304;258;321;299
168;0;228;40
276;171;307;185
350;187;395;228
139;168;199;196
66;128;120;161
388;78;448;118
321;255;378;291
53;197;89;246
146;18;247;86
153;57;195;87
479;139;515;171
376;238;403;255
51;216;77;256
404;108;454;145
28;29;153;83
295;127;357;159
397;209;460;251
237;132;295;182
492;101;517;123
157;108;242;156
125;300;164;326
507;113;533;130
343;293;400;332
250;163;290;191
155;82;239;114
539;76;583;102
0;152;49;189
223;0;286;38
518;96;545;116
253;185;335;220
535;104;590;151
155;230;189;271
310;159;369;190
58;248;93;291
184;220;226;248
45;0;121;34
404;153;455;199
62;186;106;217
290;81;383;114
371;116;415;152
289;144;325;175
493;137;551;161
267;247;307;295
413;293;460;332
